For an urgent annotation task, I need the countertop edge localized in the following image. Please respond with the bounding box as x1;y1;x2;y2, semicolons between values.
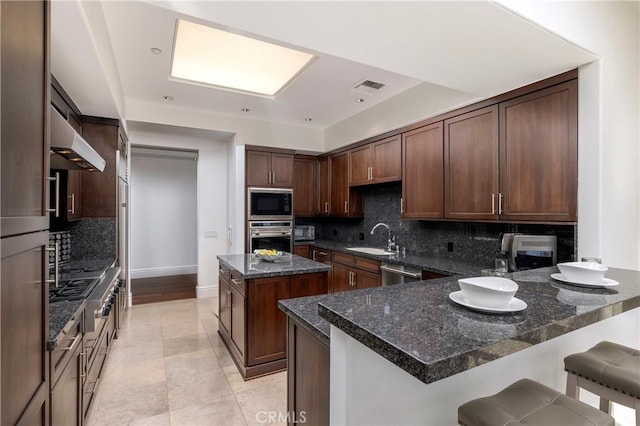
217;255;332;279
48;300;85;351
318;291;640;385
279;300;330;346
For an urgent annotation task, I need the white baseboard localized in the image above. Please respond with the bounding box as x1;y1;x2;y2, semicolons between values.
196;284;218;299
131;265;197;279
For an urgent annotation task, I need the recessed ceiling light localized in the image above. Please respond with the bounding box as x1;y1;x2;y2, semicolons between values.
150;47;162;55
241;108;250;112
163;95;174;101
171;19;315;97
354;98;365;103
305;118;312;122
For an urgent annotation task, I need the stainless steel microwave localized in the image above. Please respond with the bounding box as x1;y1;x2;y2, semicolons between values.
248;187;293;220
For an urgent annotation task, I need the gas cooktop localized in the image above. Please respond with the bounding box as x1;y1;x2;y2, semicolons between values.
49;259;113;303
49;278;99;302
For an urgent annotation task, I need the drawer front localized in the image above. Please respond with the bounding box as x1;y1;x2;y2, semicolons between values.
51;314;83;387
230;271;246;296
219;264;231;282
332;251;353;266
354;256;380;274
312;248;332;264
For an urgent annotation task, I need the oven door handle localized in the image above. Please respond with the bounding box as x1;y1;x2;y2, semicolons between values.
251;231;292;238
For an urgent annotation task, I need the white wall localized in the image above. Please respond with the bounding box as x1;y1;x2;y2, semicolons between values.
226;142;246;253
492;1;639;270
128;121;232;298
130;151;197;279
126;99;324;152
325;82;477;150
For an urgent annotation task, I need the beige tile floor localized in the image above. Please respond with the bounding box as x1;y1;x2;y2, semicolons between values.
86;297;287;426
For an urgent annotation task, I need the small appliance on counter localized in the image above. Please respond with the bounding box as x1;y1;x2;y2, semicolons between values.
294;225;315;241
499;233;557;271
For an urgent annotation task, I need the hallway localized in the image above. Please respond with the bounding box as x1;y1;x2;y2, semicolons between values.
87;297;286;425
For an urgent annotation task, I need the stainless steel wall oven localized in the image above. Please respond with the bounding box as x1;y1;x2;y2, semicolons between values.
248;221;293;253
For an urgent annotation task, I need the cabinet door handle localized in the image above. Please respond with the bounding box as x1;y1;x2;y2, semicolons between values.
231;278;243;286
324;202;328;213
45;242;59;288
220;268;228;274
272;171;276;184
491;193;496;215
79;352;86;378
344;201;348;213
498;193;504;214
46;172;60;217
312;250;317;261
227;290;232;308
400;198;404;214
71;193;75;214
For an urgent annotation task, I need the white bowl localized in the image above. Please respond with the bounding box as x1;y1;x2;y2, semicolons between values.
458;277;518;309
557;261;608;284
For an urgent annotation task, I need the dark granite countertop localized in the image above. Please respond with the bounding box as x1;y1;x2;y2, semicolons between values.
48;300;84;351
297;239;484;275
217;253;331;279
316;266;640;384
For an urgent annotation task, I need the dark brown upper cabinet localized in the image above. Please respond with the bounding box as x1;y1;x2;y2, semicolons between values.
402;122;444;219
293;155;317;217
499;80;577;222
246;149;294;188
1;0;50;238
317;156;330;216
349;135;401;186
444;106;499;220
330;152;363;218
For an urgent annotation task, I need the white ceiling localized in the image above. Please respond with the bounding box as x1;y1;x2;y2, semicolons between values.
51;1;598;135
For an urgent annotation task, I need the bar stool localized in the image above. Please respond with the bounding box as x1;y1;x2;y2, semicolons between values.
565;341;640;425
458;378;615;426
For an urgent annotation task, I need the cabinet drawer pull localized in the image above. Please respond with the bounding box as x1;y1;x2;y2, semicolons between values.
61;334;81;351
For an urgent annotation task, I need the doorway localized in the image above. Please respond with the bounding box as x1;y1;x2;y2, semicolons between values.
130;146;198;304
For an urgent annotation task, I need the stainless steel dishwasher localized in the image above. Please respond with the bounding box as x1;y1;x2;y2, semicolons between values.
380;263;423;285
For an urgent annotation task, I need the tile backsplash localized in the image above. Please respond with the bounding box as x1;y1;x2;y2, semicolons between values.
297;182;576;267
69;218;117;261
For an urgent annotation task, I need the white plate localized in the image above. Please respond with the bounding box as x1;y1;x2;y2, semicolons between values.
449;291;527;313
550;273;619;288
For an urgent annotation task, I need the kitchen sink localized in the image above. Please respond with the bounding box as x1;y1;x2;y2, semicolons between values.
346;247;396;256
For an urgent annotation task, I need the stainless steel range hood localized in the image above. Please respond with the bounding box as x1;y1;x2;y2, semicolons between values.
50;105;106;172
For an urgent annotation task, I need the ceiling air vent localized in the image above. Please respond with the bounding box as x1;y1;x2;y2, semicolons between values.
353;79;387;95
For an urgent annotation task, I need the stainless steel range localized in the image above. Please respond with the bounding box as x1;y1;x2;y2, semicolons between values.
49;259;120;332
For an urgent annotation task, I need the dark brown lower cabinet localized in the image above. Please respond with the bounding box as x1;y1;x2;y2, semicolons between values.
293;245;310;259
1;231;50;425
50;313;83;426
218;264;328;380
331;253;381;293
287;317;329;426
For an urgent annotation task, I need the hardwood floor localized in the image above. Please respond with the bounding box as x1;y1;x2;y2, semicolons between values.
132;274;197;305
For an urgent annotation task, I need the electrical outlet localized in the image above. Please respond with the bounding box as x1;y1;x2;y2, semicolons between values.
359;232;364;241
447;242;454;252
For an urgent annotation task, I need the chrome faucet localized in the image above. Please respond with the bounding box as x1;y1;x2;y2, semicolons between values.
370;223;396;252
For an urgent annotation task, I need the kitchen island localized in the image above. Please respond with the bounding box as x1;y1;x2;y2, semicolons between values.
216;253;331;380
280;266;640;425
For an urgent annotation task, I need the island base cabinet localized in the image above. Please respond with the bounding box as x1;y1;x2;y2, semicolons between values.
247;276;289;367
287;317;329;426
218;263;329;380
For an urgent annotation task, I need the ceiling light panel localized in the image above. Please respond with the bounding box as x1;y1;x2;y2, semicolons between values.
171;19;314;97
